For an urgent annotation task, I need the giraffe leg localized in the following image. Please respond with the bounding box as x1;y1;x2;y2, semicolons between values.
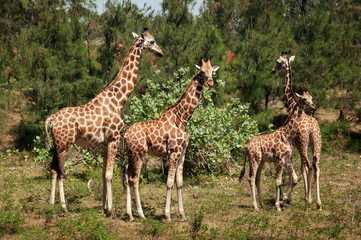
248;156;260;212
101;146;108;214
298;145;312;204
58;177;67;210
176;147;187;221
284;157;298;203
49;169;57;204
50;146;67;210
310;125;322;211
127;149;145;220
57;150;67;211
165;152;181;221
312;155;322;210
133;155;145;219
255;160;265;208
275;159;285;212
125;171;134;221
102;141;118;216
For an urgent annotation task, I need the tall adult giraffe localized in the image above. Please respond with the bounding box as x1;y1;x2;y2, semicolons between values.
45;29;163;216
123;58;219;221
271;52;322;210
240;91;316;212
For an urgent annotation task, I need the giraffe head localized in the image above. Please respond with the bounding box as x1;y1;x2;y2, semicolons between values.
295;90;316;109
195;58;220;87
132;28;164;57
271;52;295;74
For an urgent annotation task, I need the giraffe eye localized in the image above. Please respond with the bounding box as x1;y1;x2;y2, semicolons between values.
150;41;155;45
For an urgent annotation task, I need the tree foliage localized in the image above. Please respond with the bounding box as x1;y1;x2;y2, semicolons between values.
0;0;359;168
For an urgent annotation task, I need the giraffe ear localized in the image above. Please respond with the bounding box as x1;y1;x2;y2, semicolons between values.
289;56;295;62
195;65;201;71
213;66;220;72
295;92;301;98
132;32;139;39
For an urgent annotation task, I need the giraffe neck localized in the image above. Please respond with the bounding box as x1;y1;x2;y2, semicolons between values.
283;61;297;113
282;101;304;140
91;37;143;111
164;74;204;126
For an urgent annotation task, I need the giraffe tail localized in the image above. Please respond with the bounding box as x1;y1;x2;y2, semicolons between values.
45;115;64;179
44;116;53;149
239;152;247;183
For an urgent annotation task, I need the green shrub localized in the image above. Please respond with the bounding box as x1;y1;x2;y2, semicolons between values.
124;68;258;173
124;68;259;174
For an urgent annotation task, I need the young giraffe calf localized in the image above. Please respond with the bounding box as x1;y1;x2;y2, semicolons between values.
123;58;219;221
239;91;316;212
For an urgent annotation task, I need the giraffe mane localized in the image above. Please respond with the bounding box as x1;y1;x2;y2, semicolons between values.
94;35;141;96
281;97;300;128
286;57;298;104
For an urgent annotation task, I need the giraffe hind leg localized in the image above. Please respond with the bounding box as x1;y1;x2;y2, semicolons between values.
127;151;145;220
49;146;67;211
313;156;322;210
49;147;57;205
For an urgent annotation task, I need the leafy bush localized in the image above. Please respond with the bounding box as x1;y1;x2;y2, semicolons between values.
32;135;103;171
124;68;259;174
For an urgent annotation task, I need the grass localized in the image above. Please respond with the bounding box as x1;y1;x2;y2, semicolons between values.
0;148;360;239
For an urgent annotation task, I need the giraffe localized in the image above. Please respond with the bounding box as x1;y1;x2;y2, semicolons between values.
271;52;322;210
123;58;219;221
239;91;316;212
44;28;163;216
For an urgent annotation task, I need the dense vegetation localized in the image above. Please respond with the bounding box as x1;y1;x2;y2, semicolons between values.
0;0;360;166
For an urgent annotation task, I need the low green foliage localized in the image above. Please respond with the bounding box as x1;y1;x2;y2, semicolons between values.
55;210;116;239
32;136;51;164
0;211;25;237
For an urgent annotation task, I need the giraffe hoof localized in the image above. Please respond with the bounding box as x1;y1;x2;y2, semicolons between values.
104;209;113;217
317;205;322;211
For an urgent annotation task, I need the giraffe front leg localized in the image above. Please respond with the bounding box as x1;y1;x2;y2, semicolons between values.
101;146;109;215
284;157;298;203
102;142;118;217
165;152;180;221
255;160;265;208
275;160;285;212
176;149;187;221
